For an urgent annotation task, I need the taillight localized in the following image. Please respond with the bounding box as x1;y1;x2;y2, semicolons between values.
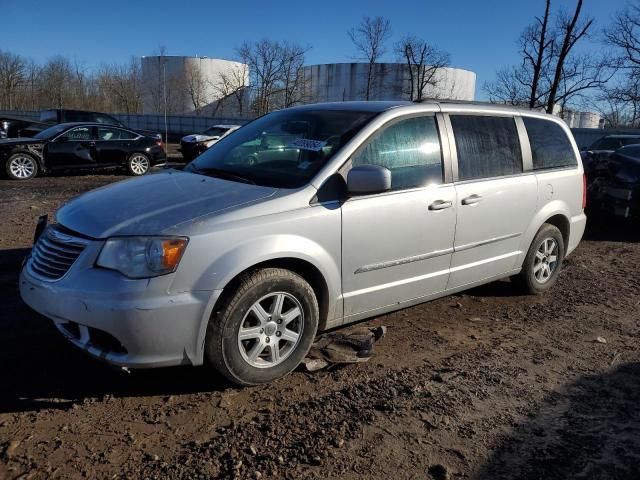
582;173;587;210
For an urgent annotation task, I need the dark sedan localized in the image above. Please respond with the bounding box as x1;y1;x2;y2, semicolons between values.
1;123;166;180
589;145;640;221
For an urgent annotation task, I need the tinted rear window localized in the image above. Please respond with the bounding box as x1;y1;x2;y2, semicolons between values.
523;117;577;170
450;115;522;181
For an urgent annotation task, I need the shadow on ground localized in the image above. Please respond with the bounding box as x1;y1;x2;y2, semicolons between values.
584;214;640;243
0;247;230;415
474;362;640;480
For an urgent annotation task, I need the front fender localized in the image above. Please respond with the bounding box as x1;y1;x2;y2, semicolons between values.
199;234;340;295
186;233;342;365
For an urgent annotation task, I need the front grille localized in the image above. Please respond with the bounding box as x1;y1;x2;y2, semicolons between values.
29;226;88;280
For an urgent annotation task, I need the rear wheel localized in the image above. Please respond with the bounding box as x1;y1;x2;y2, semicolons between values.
205;268;319;386
6;153;38;180
515;223;565;294
126;153;150;176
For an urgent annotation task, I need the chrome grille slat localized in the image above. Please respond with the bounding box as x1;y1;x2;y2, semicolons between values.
31;253;68;271
27;226;88;281
32;248;72;269
40;236;85;254
31;262;63;278
36;242;78;261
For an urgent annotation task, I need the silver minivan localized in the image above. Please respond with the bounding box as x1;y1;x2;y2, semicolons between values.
19;101;587;385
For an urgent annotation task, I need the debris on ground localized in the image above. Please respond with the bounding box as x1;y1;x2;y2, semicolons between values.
302;326;387;371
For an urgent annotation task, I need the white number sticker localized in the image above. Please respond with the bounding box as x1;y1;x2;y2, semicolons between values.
287;138;327;151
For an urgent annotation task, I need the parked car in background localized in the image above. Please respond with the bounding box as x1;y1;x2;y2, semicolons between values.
589;144;640;221
0;115;50;139
40;109;162;141
1;108;161;142
19;101;586;386
179;124;241;161
1;122;165;180
39;108;126;127
581;134;640;180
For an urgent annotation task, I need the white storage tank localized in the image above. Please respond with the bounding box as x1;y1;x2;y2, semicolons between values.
141;55;248;115
301;63;476;103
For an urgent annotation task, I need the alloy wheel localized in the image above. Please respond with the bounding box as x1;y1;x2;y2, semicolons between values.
9;156;35;179
130;155;149;175
237;292;304;368
533;237;559;284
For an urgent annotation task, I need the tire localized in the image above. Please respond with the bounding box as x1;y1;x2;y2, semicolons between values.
126;153;150;176
515;223;565;294
205;268;319;386
6;153;38;180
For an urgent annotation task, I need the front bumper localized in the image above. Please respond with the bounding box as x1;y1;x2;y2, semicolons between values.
19;251;216;368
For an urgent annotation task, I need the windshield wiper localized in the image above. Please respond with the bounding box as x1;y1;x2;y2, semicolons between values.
190;166;256;185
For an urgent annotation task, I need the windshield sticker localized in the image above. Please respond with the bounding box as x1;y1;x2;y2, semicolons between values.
298;161;312;169
288;138;327;151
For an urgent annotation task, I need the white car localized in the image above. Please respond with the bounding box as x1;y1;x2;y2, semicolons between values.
179;124;241;161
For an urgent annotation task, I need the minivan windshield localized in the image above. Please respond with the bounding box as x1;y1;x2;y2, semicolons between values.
186;109;377;188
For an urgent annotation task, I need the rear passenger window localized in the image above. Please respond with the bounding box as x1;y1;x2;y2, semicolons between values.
523;117;577;170
61;127;92;141
450;115;522;181
351;116;443;190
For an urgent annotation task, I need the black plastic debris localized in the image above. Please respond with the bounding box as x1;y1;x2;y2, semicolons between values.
302;326;387;372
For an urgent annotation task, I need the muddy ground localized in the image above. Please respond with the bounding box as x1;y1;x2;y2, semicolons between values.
1;169;639;480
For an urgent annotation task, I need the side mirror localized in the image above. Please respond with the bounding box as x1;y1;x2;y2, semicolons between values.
55;136;68;143
347;164;391;195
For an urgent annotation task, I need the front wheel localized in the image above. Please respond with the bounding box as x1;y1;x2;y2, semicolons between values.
6;153;38;180
515;223;565;294
126;153;150;176
205;268;319;386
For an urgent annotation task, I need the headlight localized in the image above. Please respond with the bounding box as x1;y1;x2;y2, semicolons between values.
97;236;188;278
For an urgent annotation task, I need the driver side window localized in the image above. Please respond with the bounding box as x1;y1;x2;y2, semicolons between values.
351;116;443;191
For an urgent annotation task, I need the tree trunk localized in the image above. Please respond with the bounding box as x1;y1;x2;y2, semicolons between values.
529;0;551;109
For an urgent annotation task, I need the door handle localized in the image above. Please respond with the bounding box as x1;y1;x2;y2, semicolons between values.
461;194;483;206
428;200;453;211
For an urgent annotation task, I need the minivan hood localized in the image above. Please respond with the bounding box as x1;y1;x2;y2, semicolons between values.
56;170;277;238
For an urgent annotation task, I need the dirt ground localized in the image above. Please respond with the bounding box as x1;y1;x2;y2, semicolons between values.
1;170;640;480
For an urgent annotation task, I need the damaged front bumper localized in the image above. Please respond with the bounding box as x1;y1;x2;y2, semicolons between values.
19;248;217;368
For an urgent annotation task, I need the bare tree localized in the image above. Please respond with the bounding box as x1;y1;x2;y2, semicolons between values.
280;42;309;107
394;36;449;101
39;56;76;108
97;58;142;113
545;0;592;113
238;39;283;115
216;63;249;116
348;16;392;100
484;0;608;113
0;50;26;110
238;39;309;115
522;0;553;108
602;3;640;125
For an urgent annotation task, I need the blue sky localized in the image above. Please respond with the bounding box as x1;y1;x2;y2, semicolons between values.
0;0;630;98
